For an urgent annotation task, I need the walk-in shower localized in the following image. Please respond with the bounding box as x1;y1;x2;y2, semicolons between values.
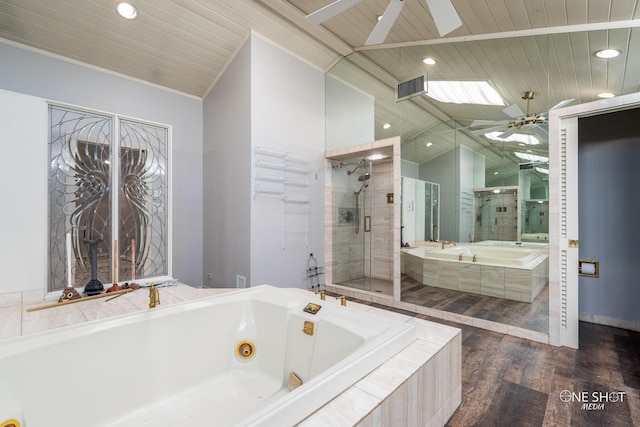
330;157;392;295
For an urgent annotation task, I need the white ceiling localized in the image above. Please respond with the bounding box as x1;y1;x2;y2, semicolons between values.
1;0;639;174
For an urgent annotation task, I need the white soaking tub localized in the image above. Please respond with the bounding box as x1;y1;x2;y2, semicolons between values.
0;285;416;427
403;244;549;302
425;245;541;267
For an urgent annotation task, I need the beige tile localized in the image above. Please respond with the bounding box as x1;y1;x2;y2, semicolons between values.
507;325;549;344
355;356;419;400
356;404;382;427
471;317;509;334
459;264;481;294
21;303;87;335
298;386;381;427
442;311;474;326
480;265;505;298
438;262;459;290
380;376;414;427
0;291;22;308
0;306;22;340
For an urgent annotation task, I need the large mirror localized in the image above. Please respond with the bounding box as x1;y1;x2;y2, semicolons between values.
326;26;638;336
325;32;559;334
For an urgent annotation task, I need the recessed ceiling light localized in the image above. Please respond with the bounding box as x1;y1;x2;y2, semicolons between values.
422;57;436;65
383;123;391;129
493;171;499;175
425;142;433;147
117;2;138;20
595;49;620;59
598;92;615;99
368;154;385;160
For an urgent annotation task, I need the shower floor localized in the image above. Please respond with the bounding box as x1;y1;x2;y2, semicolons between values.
336;278;393;295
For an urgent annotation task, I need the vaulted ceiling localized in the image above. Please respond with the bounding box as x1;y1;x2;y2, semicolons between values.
1;1;639;172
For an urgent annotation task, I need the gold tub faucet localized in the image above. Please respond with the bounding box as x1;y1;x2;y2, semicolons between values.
316;290;326;300
149;285;160;308
441;241;457;249
336;295;347;306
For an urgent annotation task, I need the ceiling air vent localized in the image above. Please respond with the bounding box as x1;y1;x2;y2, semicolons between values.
397;74;427;102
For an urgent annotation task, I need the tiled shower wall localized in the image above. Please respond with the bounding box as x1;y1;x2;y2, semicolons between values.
330;161;394;284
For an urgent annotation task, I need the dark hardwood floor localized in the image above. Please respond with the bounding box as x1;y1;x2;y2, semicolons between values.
401;276;549;333
360;300;640;426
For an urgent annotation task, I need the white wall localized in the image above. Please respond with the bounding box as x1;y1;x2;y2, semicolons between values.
325;75;374;151
202;35;326;289
203;39;252;288
0;41;204;292
250;35;326;288
0;89;47;293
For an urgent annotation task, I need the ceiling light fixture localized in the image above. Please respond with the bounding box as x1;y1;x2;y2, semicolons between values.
116;2;138;20
422;57;436;65
368;154;385;160
595;49;620;59
598;92;615;99
425;142;433;147
383;123;391;129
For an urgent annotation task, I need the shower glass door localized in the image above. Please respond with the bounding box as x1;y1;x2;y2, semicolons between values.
331;158;373;292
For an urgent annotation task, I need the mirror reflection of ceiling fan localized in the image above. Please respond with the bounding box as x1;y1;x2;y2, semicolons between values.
470;91;575;139
305;0;462;45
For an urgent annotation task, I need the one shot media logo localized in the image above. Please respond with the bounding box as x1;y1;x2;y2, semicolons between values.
560;390;627;410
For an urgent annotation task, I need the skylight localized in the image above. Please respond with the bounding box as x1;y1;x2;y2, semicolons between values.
535;167;549;174
514;152;549;163
483;131;540;145
426;81;505;106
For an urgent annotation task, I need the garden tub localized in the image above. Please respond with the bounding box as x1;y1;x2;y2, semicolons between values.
0;285;416;427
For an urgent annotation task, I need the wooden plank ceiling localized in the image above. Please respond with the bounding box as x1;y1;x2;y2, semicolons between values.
1;0;639;170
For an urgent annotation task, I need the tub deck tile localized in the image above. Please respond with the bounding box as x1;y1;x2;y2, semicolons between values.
0;306;21;340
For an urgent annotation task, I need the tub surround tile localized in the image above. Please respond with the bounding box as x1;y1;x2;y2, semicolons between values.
22;289;47;304
459;264;481;294
0;306;21;340
0;292;22;308
480;266;505;298
356;355;421;400
297;386;381;427
21;304;87;335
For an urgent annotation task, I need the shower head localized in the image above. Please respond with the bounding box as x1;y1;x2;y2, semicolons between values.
358;172;370;181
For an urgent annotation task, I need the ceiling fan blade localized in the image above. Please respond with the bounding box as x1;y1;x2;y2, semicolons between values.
471;124;509;135
469;119;498;127
502;104;525;118
365;0;406;45
550;98;575;110
425;0;462;37
497;127;519;139
306;0;363;24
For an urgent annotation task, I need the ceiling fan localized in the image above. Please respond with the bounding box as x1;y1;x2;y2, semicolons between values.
305;0;462;45
470;91;574;139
